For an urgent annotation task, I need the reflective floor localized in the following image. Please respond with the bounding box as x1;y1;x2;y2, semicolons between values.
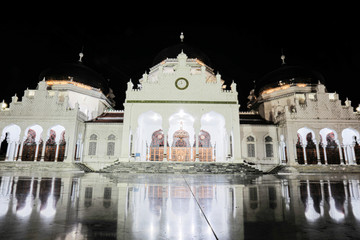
0;172;360;240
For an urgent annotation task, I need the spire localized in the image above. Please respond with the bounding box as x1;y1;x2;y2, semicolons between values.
79;52;84;62
79;45;84;62
180;32;184;42
281;48;286;65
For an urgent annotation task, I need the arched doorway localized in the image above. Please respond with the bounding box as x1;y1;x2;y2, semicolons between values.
296;127;318;164
1;124;21;161
149;129;166;161
21;125;43;161
197;130;214;162
342;128;360;165
172;128;191;162
44;125;66;162
320;128;340;165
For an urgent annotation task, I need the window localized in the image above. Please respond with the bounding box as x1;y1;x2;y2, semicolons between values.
108;134;115;141
88;134;98;156
107;142;115;156
247;136;255;158
88;142;97;155
107;134;116;156
90;134;97;140
265;136;274;158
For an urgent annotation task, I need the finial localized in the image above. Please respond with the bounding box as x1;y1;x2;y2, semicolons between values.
281;48;286;65
180;32;184;42
79;52;84;62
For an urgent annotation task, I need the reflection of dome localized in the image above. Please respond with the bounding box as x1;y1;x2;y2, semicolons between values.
255;61;325;96
39;61;109;95
153;43;212;67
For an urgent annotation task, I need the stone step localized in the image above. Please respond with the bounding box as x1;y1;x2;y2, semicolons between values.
99;162;263;174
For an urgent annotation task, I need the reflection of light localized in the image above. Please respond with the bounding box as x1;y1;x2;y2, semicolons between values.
328;198;345;221
0;201;9;217
327;181;344;222
305;198;320;222
16;196;33;218
40;178;57;218
351;199;360;220
40;195;56;218
16;178;35;218
305;182;320;222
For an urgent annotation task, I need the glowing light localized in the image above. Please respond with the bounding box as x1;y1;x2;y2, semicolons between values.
203;114;212;122
296;83;307;87
151;114;160;121
46;80;99;92
1;100;7;110
178;109;185;118
261;84;290;95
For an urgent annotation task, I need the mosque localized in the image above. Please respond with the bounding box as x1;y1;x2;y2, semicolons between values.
1;33;360;171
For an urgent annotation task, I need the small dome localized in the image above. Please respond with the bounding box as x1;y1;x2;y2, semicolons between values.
153;43;212;67
255;64;325;95
39;61;109;94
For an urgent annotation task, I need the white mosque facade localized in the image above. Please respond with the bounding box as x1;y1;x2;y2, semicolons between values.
1;37;360;171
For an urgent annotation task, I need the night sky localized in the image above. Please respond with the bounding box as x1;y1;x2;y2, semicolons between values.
2;13;359;111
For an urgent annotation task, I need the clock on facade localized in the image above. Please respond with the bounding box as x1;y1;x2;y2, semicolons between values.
175;78;189;90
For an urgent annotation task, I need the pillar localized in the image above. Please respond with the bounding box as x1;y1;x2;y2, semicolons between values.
4;140;10;161
54;142;60;162
302;144;307;165
337;140;345;165
323;144;328;165
40;141;47;162
163;131;168;162
314;140;321;165
34;142;40;161
195;131;199;162
351;144;356;165
17;138;25;161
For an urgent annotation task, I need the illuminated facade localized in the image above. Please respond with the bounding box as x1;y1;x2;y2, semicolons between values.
1;37;360;171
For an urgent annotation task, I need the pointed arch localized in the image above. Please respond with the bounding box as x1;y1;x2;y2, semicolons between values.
1;124;21;161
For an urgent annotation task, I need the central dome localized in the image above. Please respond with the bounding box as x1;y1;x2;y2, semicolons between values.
39;61;109;95
153;43;212;67
255;62;325;96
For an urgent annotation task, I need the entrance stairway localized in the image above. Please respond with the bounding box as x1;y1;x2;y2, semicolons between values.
99;161;263;174
74;162;95;173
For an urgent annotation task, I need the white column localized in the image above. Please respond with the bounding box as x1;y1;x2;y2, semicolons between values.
34;142;40;161
13;142;19;161
323;144;328;165
195;131;199;162
315;140;321;165
351;144;356;165
17;138;25;161
4;140;11;161
40;141;47;162
302;144;307;165
337;140;345;165
163;131;167;162
54;142;60;162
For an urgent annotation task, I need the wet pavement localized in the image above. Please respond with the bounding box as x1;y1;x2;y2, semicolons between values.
0;172;360;240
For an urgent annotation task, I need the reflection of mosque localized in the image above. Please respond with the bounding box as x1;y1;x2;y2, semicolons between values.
1;175;360;239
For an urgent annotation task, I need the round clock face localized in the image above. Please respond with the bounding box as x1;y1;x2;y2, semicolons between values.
175;78;189;90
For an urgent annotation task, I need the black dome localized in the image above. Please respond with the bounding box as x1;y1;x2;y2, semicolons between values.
39;61;109;94
153;43;212;67
255;64;325;95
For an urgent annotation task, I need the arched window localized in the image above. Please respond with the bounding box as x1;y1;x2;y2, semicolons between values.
107;134;116;156
247;136;255;158
88;134;97;156
265;136;274;158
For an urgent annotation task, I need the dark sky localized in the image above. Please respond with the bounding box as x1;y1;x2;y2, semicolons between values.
1;14;359;111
